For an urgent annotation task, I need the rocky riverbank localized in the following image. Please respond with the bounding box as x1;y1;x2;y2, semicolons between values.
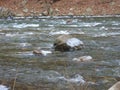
0;0;120;18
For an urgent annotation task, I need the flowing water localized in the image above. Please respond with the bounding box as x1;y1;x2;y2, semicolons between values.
0;16;120;90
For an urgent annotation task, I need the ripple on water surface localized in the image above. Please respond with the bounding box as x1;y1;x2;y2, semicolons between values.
0;16;120;90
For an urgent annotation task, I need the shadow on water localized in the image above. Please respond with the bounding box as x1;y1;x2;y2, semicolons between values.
0;16;120;90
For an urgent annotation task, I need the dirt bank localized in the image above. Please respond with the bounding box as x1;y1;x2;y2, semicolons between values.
0;0;120;16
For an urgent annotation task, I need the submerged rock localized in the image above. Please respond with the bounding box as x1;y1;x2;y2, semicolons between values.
73;56;93;62
108;81;120;90
54;35;84;51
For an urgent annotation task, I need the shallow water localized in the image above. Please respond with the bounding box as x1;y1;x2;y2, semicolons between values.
0;16;120;90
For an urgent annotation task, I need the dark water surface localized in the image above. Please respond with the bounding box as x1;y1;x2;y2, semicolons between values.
0;16;120;90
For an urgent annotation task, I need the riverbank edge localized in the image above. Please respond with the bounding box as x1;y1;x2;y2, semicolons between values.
0;15;120;20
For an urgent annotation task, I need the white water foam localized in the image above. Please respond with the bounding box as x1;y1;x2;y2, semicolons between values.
44;71;86;84
70;31;85;35
23;32;34;35
5;33;19;37
15;51;33;57
49;31;69;35
18;43;31;47
46;74;86;84
94;32;120;37
100;26;108;30
73;56;93;62
13;23;39;28
0;85;9;90
81;22;101;27
66;74;85;84
40;50;52;56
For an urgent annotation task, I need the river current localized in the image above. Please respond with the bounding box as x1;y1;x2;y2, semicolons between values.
0;16;120;90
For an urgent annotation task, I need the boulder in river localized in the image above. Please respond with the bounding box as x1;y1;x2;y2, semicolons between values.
54;35;84;51
108;81;120;90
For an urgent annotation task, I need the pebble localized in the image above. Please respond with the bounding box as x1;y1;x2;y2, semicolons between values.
23;8;28;13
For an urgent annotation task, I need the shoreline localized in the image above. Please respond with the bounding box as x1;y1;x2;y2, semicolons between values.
1;14;120;20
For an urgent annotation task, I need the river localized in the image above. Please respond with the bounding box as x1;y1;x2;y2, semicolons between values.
0;16;120;90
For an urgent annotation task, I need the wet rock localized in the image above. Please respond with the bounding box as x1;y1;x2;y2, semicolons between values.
73;56;93;62
0;7;15;18
108;81;120;90
33;50;52;56
54;35;84;51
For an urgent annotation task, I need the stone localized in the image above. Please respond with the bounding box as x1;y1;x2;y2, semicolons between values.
33;50;52;56
33;50;41;55
21;0;28;6
108;81;120;90
68;12;74;16
54;35;84;51
73;56;93;62
110;2;115;6
70;8;74;11
16;13;24;17
86;7;92;12
23;8;28;13
86;7;93;15
41;10;48;16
